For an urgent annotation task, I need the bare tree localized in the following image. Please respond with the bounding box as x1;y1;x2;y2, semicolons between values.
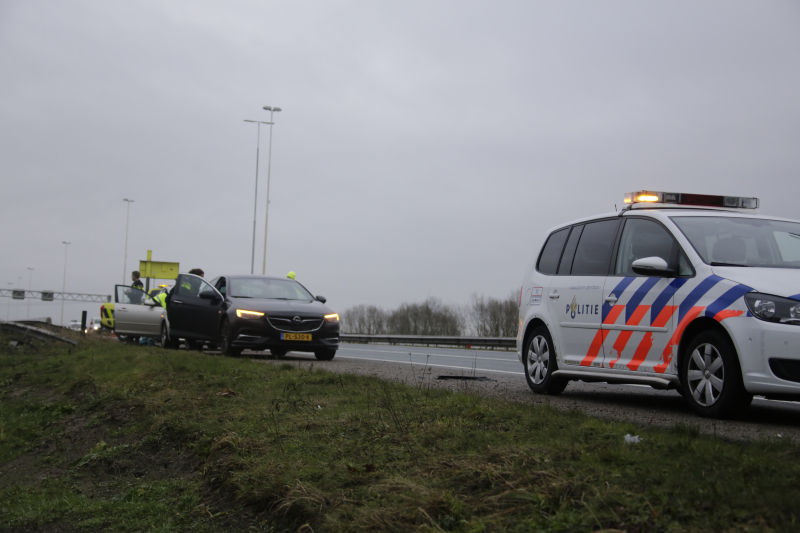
386;298;463;336
341;304;386;334
467;290;519;337
341;292;518;337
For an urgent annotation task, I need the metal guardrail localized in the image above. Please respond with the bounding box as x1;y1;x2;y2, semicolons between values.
0;289;111;303
0;321;78;345
340;334;516;349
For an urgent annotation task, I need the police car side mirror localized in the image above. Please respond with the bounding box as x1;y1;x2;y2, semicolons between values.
632;257;675;277
316;295;327;304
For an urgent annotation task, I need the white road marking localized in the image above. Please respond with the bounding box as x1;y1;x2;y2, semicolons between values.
338;345;519;362
335;355;526;375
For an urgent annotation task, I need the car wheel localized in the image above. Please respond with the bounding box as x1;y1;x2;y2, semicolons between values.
270;348;288;358
524;326;567;395
680;329;752;418
314;349;336;361
161;323;178;349
219;319;242;356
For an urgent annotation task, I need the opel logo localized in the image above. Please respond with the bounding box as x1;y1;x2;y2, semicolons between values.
292;316;302;324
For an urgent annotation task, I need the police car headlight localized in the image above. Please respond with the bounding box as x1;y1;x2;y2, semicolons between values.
753;299;776;319
745;293;800;324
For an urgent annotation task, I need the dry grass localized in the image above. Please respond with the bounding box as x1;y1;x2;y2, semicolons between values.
1;335;799;532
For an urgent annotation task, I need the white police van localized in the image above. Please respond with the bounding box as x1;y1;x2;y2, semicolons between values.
517;191;800;418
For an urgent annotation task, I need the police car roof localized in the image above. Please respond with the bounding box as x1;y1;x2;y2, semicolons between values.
542;207;800;237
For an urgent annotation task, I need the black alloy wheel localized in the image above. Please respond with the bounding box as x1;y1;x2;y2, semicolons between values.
219;319;242;356
314;349;336;361
680;329;752;418
524;326;568;395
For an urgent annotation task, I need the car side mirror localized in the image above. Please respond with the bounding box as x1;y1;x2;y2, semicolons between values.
315;295;327;304
199;290;218;300
632;256;675;277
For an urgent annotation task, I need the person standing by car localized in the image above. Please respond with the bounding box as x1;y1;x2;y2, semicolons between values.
126;271;144;304
179;269;205;296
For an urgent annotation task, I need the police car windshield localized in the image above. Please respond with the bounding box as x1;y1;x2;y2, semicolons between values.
229;278;314;301
671;216;800;269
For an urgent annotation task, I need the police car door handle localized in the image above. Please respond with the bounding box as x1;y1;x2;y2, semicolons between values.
549;291;559;299
604;295;618;303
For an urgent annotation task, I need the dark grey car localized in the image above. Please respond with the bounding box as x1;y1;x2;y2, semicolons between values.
160;274;339;360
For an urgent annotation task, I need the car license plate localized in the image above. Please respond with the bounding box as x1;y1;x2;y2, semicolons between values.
281;333;311;341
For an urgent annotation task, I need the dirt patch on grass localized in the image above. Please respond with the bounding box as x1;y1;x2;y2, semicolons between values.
0;381;272;532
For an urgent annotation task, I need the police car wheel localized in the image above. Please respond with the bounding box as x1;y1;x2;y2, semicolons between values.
524;326;567;395
219;319;242;356
680;330;752;418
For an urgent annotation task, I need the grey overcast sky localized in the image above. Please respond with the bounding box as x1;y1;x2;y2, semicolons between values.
1;0;799;324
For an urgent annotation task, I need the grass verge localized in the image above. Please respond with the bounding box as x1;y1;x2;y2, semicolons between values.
0;332;798;532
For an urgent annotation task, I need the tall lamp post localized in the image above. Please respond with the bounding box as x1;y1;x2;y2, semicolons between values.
261;105;281;275
60;241;71;326
26;267;34;319
244;119;272;274
122;199;134;283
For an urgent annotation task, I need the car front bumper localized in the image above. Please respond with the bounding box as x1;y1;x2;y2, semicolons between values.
727;316;800;397
229;317;340;353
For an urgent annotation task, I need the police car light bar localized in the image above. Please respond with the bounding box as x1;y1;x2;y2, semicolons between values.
623;191;759;209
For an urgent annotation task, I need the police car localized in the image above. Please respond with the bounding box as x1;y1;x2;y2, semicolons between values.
518;191;800;418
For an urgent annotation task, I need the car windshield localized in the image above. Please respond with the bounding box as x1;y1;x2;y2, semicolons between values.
671;216;800;269
229;278;314;301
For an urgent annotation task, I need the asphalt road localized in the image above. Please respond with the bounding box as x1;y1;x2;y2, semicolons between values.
250;343;800;442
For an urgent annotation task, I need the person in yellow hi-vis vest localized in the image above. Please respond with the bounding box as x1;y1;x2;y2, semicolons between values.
179;268;205;296
154;291;167;308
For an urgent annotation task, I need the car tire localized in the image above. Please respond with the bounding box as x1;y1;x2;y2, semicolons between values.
161;323;179;349
680;329;752;418
270;348;288;358
314;349;336;361
524;326;568;395
219;319;242;357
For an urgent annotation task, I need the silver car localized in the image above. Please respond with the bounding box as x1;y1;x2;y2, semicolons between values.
112;285;165;340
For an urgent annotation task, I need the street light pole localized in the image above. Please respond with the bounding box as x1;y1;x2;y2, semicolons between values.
244;119;272;274
122;199;134;283
261;105;281;275
26;267;34;319
61;241;71;326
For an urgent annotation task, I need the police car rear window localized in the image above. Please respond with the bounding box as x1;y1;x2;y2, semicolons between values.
570;219;620;276
536;228;569;275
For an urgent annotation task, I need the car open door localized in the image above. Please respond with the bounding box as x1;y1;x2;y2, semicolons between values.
113;285;164;337
166;274;223;341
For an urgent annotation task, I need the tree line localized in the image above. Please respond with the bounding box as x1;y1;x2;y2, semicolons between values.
340;291;518;337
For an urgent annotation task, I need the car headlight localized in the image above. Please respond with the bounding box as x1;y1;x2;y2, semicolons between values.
324;313;339;322
744;293;800;324
236;309;265;319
